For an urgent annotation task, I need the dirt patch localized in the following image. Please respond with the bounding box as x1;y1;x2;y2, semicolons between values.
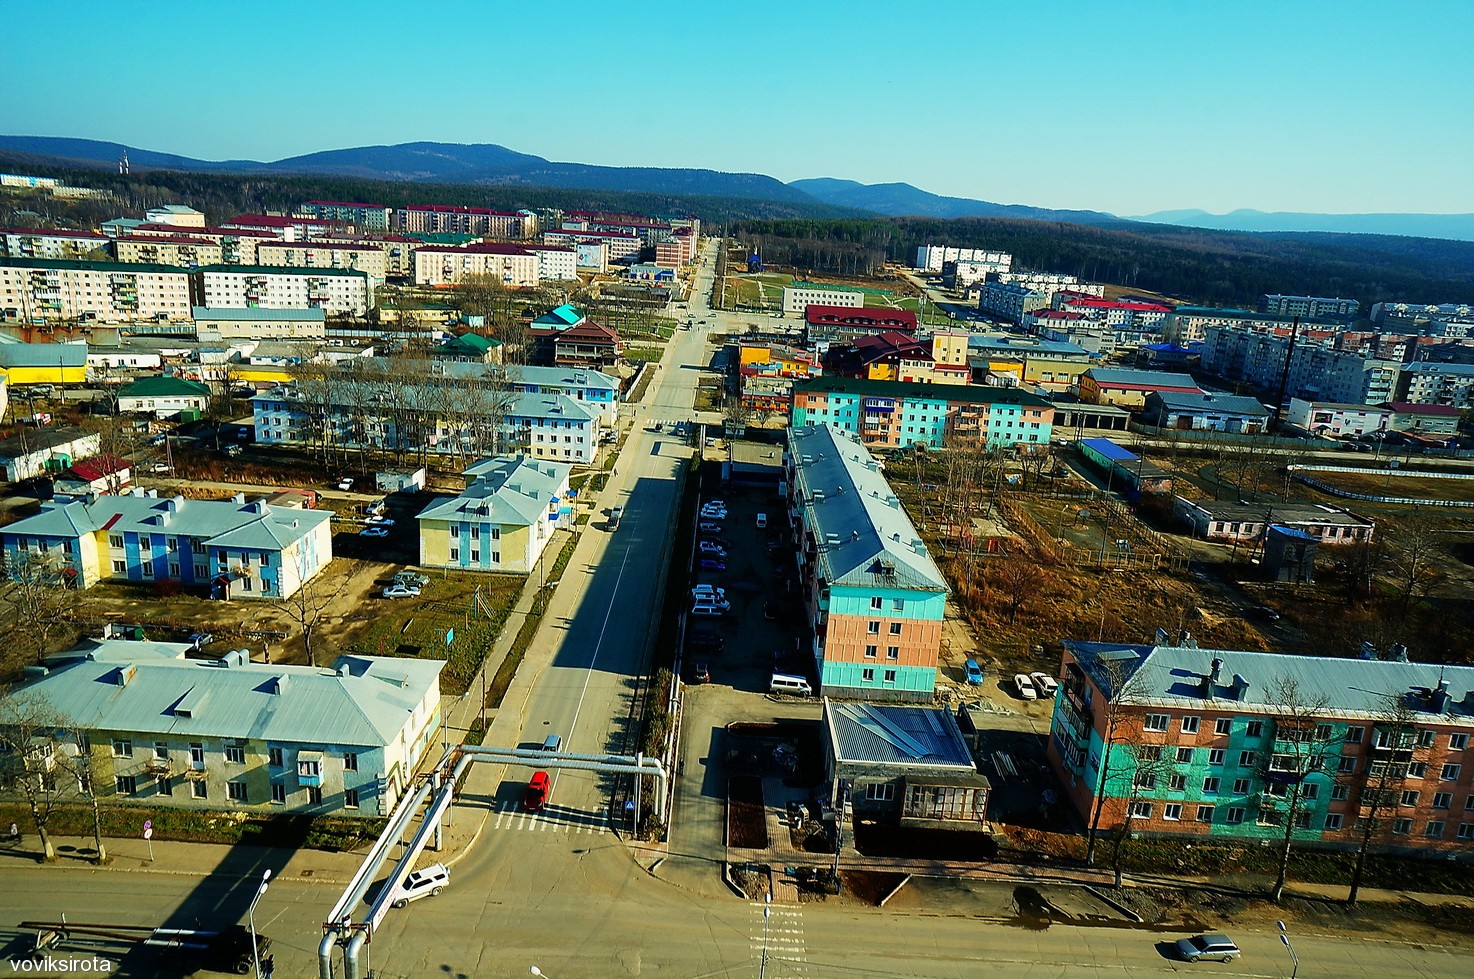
730;862;770;901
852;822;998;862
839;869;907;906
728;775;768;849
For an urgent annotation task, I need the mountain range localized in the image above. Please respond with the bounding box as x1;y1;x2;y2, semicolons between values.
2;134;1470;242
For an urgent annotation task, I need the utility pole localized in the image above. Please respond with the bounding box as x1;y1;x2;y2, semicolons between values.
1269;316;1300;432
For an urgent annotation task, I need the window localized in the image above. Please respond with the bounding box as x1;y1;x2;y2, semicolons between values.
863;783;896;802
861;668;875;683
1452;733;1470;751
271;783;286;805
1407;762;1427;779
1246;721;1264;738
1425;820;1446;838
1169;774;1187;792
1195;805;1215;823
1209;749;1225;766
1418;729;1437;748
469;550;479;563
224;743;245;765
1139;746;1163;762
1338;757;1357;774
1239;751;1257;767
449;547;459;562
889;622;902;636
307;786;323;805
192;780;207;799
1214;718;1232;736
1459;823;1474;841
1345;726;1365;744
1233;778;1252;794
1392;817;1412;835
864;645;878;659
112;739;132;758
1130;802;1152;819
1181;716;1200;734
1176;747;1194;764
1324;813;1343;831
1315;723;1334;741
1304;784;1320;801
109;534;124;548
1401;790;1420;807
1135;772;1157;790
1258;810;1283;827
298;757;321;780
113;560;126;573
152;742;168;760
867;621;880;635
268;747;283;768
883;669;897;684
1433;792;1452;810
870;597;883;610
227;781;248;803
1144;714;1169;733
345;788;360;809
1202;777;1221;794
1226;807;1246;825
886;646;899;660
1163;803;1182;821
1332;784;1350;802
156;776;173;796
1270;753;1299;772
342;752;358;772
115;775;137;795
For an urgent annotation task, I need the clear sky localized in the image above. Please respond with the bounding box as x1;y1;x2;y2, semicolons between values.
3;0;1469;215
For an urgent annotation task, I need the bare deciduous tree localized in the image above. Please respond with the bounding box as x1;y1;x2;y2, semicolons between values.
991;557;1043;624
1;550;85;669
1346;693;1423;906
1256;675;1340;903
0;692;74;862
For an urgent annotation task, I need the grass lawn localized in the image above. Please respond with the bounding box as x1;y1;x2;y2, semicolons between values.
624;345;666;363
694;378;724;412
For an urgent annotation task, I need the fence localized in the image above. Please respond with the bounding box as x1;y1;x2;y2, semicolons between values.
1287;464;1474;508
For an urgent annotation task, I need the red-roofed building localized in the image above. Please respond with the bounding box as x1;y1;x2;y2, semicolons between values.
804;305;917;345
298;201;391;231
1379;401;1462;436
54;455;132;497
222;213;349;241
529;319;623;369
127;224;281;264
1058;296;1173;330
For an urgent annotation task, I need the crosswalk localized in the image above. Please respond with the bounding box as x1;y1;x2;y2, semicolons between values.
489;800;614;835
749;902;808;975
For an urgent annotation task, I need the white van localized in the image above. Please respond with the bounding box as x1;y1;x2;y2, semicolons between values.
770;673;813;697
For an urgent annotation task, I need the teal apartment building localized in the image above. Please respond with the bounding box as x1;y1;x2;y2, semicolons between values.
790;376;1054;451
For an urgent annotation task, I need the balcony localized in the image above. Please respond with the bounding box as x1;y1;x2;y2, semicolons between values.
145;757;174;775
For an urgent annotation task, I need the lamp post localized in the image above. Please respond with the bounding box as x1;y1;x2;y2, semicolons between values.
530;968;552;978
1277;920;1298;979
248;869;271;979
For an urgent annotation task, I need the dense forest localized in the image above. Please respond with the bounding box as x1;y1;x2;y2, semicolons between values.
731;216;1474;309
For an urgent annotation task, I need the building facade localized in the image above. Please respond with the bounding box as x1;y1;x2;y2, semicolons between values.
1143;391;1271;433
394;205;538;239
112;235;223;268
1172;498;1375;545
792;376;1053;451
298;201;392;231
1261;294;1360;321
0;228;111;260
1284;399;1391;438
783;284;865;316
413;243;541;287
255;241;389;284
415;456;571;574
915;245;1012;274
804;305;917;345
1395;362;1474;409
190;265;372;316
1078;368;1202;409
0;258;193;323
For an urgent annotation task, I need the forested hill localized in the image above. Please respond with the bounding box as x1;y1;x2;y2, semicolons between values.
731;217;1474;308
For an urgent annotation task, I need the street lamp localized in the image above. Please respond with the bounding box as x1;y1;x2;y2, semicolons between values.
248;869;272;979
530;967;553;978
1277;920;1298;979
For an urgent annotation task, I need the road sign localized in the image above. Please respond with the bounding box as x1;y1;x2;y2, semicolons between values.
143;827;153;840
444;628;455;646
143;820;152;831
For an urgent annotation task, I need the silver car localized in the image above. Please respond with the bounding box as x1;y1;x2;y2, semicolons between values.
1175;934;1241;963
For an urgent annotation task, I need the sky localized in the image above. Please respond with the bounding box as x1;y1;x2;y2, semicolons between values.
2;0;1470;216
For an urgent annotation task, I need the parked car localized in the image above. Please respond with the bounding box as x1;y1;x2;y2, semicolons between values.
964;659;985;686
149;463;172;473
691;584;726;601
1013;673;1039;700
700;507;728;520
693;596;730;611
394;571;430;589
1030;672;1059;697
337;477;355;490
697;541;727;557
699;536;733;550
524;771;551;811
698;558;727;572
365;515;396;526
698;521;724;534
382;583;421;599
755;513;767;529
1175;934;1241;963
390;863;450;909
361;527;391;538
703;499;727;510
690;602;727;617
690;662;711;684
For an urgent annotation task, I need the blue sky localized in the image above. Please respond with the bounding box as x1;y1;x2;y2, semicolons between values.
3;1;1469;215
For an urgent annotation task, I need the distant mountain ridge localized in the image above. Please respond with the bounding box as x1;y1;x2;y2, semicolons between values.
0;135;815;203
1131;207;1474;243
789;177;1123;225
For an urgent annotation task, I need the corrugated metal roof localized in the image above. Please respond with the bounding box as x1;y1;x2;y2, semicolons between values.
417;455;569;526
824;699;979;771
192;307;325;322
1147;391;1270;416
0;342;89;369
1085;367;1200;388
3;493;330;549
23;641;443;746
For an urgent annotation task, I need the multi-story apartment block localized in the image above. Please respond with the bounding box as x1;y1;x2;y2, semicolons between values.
1393;361;1474;409
190;265;372;316
128;224;279;265
994;271;1102;305
784;424;948;702
0;257;193;323
0;227;111;260
783;283;866;316
414;243;540;287
978;281;1048;323
144;205;206;228
15;637;441;816
222;213;346;241
1200;327;1401;405
1;489;333;597
112;235;223;267
1261;294;1360;321
505;364;621;426
415;456;571;574
791;376;1053;450
967;334;1093;392
394;205;538;239
1058;297;1172;332
529;244;577;283
1048;640;1474;856
915;245;1012;275
1161;306;1289;345
803;305;917;345
1372;302;1474;335
942;256;1014;289
654;238;685;268
298;200;392;232
255;241;389;283
542;229;643;264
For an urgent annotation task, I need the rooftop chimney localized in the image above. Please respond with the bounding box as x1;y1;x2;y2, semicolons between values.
1229;674;1250;701
1209;658;1223;685
233;492;246;505
1391;643;1409;663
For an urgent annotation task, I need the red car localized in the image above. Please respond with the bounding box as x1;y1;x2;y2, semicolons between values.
524;771;550;811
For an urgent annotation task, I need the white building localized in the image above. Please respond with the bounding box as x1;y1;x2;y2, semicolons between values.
1395;362;1474;409
0;257;193;323
1;228;111;260
192;307;328;341
413;243;541;287
782;284;865;316
1284;399;1391;438
915;245;1012;274
144;205;206;228
190;265;372;316
528;245;577;283
978;281;1047;323
255;241;389;284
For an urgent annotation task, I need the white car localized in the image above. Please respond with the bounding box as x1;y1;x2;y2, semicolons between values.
700;508;728;520
337;477;355;490
698;541;727;557
382;583;421;598
365;515;396;526
390;863;449;909
693;596;731;612
1030;672;1059;697
691;585;727;601
360;526;391;538
1013;673;1039;700
690;603;727;617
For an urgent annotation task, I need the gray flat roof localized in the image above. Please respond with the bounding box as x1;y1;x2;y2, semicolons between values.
1177;498;1372;527
824;699;980;772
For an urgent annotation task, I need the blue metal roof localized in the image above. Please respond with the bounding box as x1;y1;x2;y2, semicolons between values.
1078;437;1137;462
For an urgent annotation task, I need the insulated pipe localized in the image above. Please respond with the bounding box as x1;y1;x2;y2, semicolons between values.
343;931;367;979
318;929;339;979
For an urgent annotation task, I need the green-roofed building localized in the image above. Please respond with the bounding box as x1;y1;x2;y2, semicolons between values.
791;375;1054;450
532;303;587;329
434;332;503;364
117;375;211;417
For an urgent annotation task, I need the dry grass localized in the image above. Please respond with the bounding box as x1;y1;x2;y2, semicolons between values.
1304;467;1474;503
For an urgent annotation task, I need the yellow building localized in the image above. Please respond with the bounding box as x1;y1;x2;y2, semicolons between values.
113;235;224;267
416;456;571;574
0;342;88;385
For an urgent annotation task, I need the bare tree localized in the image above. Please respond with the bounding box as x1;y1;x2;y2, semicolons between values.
721;393;753;437
0;692;72;861
1;550;85;669
991;557;1043;624
1109;742;1178;888
1346;693;1423;906
271;559;357;668
1388;514;1444;622
1256;675;1340;903
1077;652;1152;867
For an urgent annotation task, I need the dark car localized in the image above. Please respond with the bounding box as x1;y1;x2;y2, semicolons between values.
700;536;733;550
690;663;710;684
698;558;727;571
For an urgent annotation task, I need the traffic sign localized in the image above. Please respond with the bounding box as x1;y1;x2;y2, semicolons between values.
143;828;153;840
143;820;152;831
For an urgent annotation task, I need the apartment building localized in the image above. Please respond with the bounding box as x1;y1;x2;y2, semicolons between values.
298;200;392;231
994;271;1102;304
1261;294;1360;321
394;205;538;239
1;489;334;597
190;265;372;316
1161;306;1289;345
978;281;1047;323
1284;399;1391;438
966;334;1093;392
1395;362;1474;409
942;256;1014;289
0;228;111;260
112;235;223;267
783;283;866;316
0;257;193;323
506;364;622;426
414;243;539;287
255;240;389;283
415;456;571;574
1380;402;1461;436
144;205;205;228
1048;640;1474;855
128;224;279;265
784;424;949;702
804;305;917;345
1201;327;1401;405
915;245;1012;275
222;213;346;241
542;229;643;264
15;638;441;816
739;343;822;412
1058;297;1172;332
791;376;1054;450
